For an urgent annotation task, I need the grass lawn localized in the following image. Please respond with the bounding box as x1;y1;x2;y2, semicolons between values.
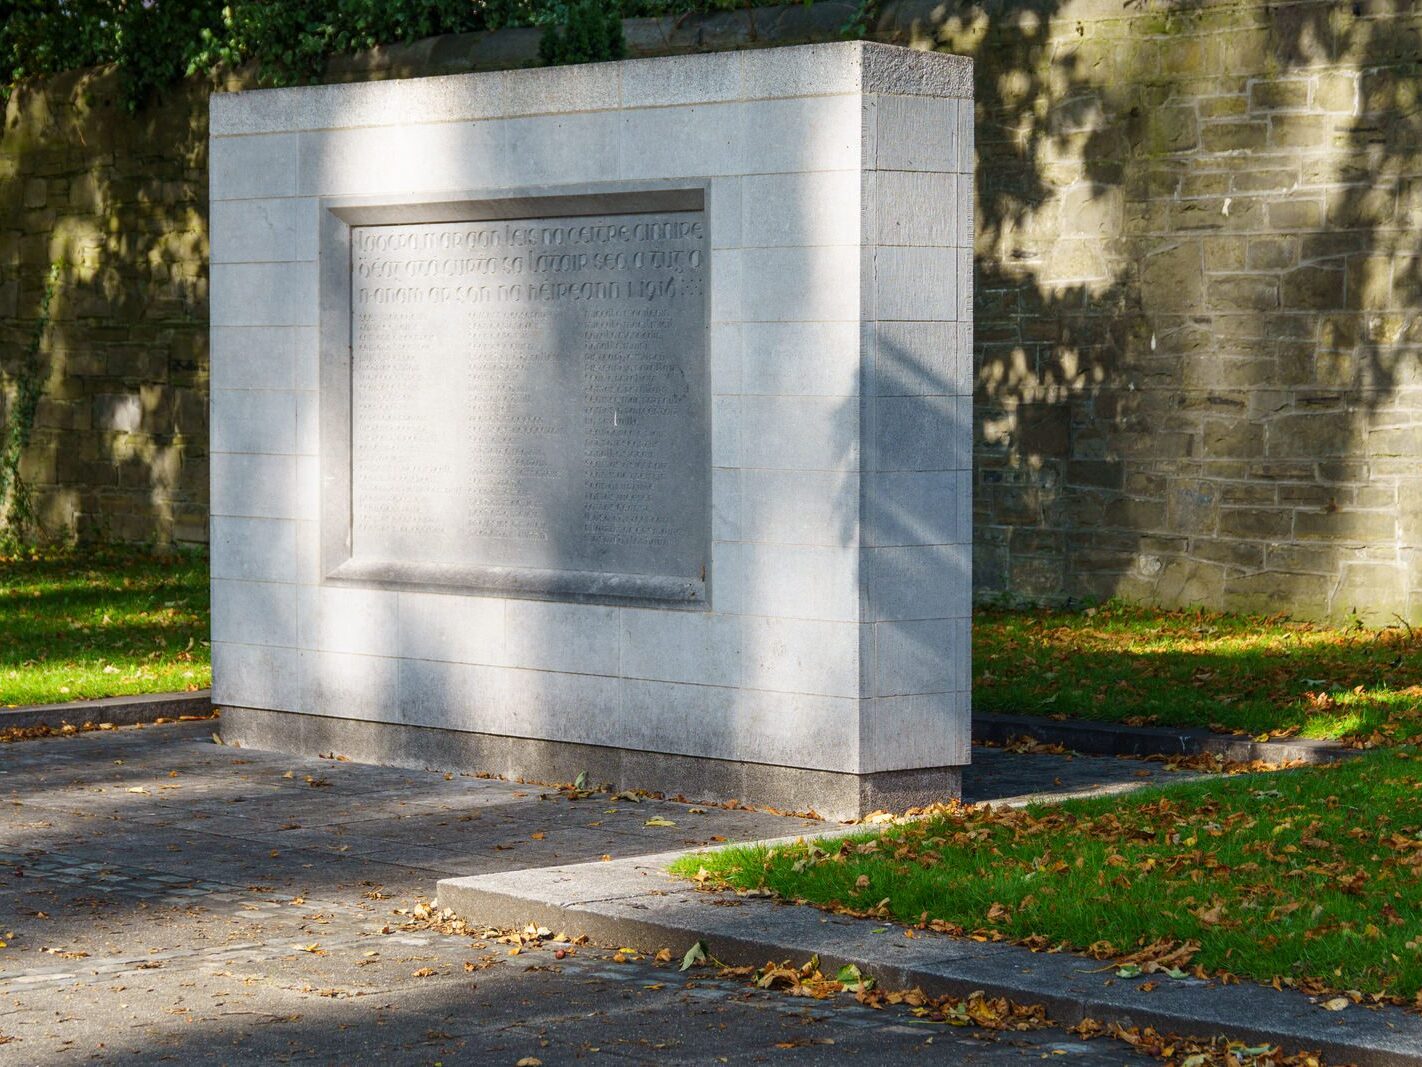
672;750;1422;1003
975;602;1422;743
0;548;209;707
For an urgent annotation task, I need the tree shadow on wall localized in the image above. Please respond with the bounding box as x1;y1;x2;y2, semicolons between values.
1214;0;1422;620
875;0;1422;623
2;64;210;547
879;0;1146;606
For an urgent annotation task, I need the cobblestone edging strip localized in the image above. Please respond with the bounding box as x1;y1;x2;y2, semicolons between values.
438;854;1422;1066
973;711;1356;764
1;690;214;732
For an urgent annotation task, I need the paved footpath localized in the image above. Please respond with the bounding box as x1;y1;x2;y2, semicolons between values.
0;722;1183;1065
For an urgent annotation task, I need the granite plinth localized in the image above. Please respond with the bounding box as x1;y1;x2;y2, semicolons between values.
219;706;962;821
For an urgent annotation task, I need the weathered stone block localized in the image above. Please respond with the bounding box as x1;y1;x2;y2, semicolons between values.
1278;484;1346;508
1294;509;1398;544
1312;72;1357;114
1150;105;1200;152
1223;571;1331;617
1153;557;1226;607
1248;78;1310;112
1345;254;1394;311
1141;241;1204;310
1204;236;1248;271
1200;120;1268;152
1190;538;1265;569
1232;167;1301;193
1208;274;1279;311
1267;199;1322;229
1217;507;1291;539
1203;419;1263;457
1246;237;1296;270
1266;411;1354;457
1332;563;1410;622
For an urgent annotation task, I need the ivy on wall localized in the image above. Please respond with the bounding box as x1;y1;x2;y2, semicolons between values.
0;263;61;549
1;0;792;111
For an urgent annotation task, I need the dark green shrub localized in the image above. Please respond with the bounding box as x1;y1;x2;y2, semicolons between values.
538;1;627;66
1;0;807;111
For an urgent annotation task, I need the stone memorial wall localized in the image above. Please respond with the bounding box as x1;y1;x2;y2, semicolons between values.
208;41;974;818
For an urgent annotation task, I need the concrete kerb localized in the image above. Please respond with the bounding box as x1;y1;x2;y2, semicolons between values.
0;690;215;732
974;711;1357;764
438;847;1422;1065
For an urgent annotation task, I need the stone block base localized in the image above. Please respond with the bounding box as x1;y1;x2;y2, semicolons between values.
217;706;962;821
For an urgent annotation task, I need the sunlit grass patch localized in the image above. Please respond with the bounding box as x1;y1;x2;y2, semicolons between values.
974;601;1422;742
0;547;209;707
672;750;1422;1003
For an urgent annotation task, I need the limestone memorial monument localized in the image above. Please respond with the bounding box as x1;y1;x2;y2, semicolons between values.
209;41;974;819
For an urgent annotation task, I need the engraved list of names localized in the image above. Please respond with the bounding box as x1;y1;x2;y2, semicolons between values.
348;208;709;600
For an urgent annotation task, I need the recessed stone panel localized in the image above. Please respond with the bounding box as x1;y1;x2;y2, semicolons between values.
333;198;710;606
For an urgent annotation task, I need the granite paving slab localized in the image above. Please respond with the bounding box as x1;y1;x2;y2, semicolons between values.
2;720;1170;1063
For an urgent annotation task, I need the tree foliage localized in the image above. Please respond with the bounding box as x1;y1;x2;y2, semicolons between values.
0;0;772;111
537;1;626;67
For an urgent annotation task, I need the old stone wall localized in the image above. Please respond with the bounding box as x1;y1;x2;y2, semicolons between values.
877;0;1422;623
1;69;211;543
4;0;1421;621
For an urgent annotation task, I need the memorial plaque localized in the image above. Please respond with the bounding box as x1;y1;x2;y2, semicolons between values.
342;204;710;604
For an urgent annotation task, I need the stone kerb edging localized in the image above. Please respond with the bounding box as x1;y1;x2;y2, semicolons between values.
438;852;1422;1065
1;690;214;732
973;711;1357;764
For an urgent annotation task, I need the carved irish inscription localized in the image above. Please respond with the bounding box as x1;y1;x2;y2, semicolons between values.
346;206;709;603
